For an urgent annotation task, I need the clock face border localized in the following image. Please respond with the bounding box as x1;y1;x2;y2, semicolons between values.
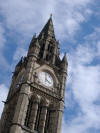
38;71;54;88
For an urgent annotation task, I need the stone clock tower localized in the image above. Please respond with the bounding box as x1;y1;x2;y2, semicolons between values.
0;16;68;133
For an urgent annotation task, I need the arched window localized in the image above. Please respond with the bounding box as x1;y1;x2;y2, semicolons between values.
34;105;42;131
44;108;51;133
24;98;33;128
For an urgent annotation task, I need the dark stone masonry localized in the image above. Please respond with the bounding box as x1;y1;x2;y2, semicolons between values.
0;16;68;133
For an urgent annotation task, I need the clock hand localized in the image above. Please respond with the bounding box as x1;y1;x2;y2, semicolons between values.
46;78;51;84
45;75;46;82
45;72;47;82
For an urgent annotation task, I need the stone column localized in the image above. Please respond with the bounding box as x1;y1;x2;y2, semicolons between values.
29;95;40;131
56;101;64;133
10;84;30;133
38;99;49;133
48;105;57;133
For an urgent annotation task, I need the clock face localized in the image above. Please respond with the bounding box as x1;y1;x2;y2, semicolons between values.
38;71;53;87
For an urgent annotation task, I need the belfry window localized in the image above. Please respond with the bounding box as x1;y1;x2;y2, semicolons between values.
41;43;45;50
50;46;53;52
46;54;49;61
39;51;43;58
46;44;54;61
39;43;45;58
48;44;54;52
48;44;50;51
46;53;52;61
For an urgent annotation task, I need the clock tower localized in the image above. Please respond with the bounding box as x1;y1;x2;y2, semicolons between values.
0;16;68;133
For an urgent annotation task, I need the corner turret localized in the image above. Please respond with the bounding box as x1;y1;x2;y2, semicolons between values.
60;53;68;73
28;37;40;58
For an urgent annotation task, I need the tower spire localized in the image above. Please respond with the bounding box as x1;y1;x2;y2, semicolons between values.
50;13;53;18
38;15;55;40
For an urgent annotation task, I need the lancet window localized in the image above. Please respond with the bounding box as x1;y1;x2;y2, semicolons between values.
34;105;42;131
24;99;33;128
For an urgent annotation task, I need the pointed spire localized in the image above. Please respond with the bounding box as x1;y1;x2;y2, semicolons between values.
31;33;37;43
62;53;68;65
60;53;68;73
38;15;55;40
16;57;23;67
50;13;53;18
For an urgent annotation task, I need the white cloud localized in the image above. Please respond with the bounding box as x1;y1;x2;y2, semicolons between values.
13;47;27;61
0;84;8;118
0;0;94;40
73;65;100;104
0;23;10;69
97;41;100;56
0;23;5;49
0;0;95;72
63;28;100;133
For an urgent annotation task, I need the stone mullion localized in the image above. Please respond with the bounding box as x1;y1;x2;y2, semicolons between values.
29;101;38;131
38;106;47;133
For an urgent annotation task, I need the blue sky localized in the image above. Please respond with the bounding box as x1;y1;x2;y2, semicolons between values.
0;0;100;133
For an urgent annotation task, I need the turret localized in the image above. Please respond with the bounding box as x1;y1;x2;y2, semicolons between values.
60;53;68;74
28;37;40;58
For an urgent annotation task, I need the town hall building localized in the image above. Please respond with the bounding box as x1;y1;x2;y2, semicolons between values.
0;16;68;133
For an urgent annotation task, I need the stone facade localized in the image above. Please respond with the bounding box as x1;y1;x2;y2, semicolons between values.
0;16;68;133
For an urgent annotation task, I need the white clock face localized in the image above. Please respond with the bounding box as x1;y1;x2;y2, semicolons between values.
38;71;53;87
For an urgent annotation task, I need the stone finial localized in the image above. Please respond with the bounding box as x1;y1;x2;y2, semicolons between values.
50;13;53;18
